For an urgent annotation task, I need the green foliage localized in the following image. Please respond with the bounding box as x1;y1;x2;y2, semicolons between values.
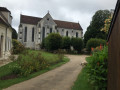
86;38;106;52
45;33;62;51
40;38;46;49
84;10;111;46
12;39;25;54
62;37;71;49
11;51;49;76
12;28;18;39
72;67;93;90
86;46;108;90
71;37;83;53
0;50;69;89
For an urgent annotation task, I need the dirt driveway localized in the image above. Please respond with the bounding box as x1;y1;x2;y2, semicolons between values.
4;55;88;90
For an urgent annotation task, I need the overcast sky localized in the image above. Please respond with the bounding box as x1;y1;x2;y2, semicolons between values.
0;0;117;34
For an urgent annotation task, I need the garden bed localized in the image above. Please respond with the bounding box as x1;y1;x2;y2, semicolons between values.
0;50;69;90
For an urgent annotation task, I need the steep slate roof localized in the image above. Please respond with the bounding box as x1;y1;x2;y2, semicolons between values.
0;11;11;27
20;14;83;30
0;7;10;13
107;0;120;41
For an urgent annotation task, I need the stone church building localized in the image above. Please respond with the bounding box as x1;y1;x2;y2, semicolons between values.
0;7;13;59
18;12;83;49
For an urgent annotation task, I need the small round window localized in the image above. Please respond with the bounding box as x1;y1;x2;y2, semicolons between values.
47;18;49;21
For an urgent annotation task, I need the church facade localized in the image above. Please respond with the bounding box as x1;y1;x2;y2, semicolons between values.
18;12;83;50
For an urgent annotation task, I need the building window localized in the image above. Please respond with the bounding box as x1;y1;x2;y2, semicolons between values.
47;18;49;21
42;27;45;41
50;28;52;33
62;29;64;31
24;27;27;42
39;24;41;28
66;31;68;36
55;26;57;29
32;27;34;42
57;30;59;33
76;32;78;38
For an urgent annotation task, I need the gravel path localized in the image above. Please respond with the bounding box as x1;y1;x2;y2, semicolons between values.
4;55;88;90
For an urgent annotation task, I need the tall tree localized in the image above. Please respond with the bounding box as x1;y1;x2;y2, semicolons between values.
84;10;111;46
12;28;18;39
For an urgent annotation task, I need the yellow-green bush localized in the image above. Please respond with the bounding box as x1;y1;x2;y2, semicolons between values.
12;39;25;54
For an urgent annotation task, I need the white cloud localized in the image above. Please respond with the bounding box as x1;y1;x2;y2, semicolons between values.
0;0;117;35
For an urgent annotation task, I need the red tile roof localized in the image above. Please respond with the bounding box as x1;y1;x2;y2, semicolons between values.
20;14;83;30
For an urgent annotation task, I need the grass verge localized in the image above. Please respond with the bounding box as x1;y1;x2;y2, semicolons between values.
71;57;93;90
0;50;69;90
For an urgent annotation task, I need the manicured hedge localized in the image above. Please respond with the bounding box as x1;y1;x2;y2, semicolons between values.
71;37;83;53
86;38;106;52
45;33;62;51
62;37;71;49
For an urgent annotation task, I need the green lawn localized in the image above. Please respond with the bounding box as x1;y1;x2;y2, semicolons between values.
0;50;69;90
72;57;93;90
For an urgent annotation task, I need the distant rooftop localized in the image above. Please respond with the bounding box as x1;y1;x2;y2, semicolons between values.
0;7;10;13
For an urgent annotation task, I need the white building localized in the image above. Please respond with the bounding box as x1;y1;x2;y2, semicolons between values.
0;7;13;59
18;12;83;49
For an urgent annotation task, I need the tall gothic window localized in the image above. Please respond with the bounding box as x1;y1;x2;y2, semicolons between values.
42;27;45;41
50;28;52;33
24;27;27;42
66;31;68;36
76;32;78;38
32;27;34;42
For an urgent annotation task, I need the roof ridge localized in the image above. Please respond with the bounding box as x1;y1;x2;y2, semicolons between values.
21;14;79;24
20;14;82;30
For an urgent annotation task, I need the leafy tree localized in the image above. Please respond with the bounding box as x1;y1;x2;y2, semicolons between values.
45;33;62;51
62;37;71;49
12;28;18;39
71;37;83;53
84;10;111;46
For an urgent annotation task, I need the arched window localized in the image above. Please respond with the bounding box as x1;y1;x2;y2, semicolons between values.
42;27;45;41
76;32;78;38
50;28;52;33
24;27;27;42
32;27;34;42
66;31;68;36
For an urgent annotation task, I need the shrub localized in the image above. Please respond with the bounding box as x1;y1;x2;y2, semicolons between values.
12;39;25;54
86;38;106;52
40;38;46;49
62;37;71;50
45;33;62;51
11;51;48;76
86;46;108;90
71;38;83;53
